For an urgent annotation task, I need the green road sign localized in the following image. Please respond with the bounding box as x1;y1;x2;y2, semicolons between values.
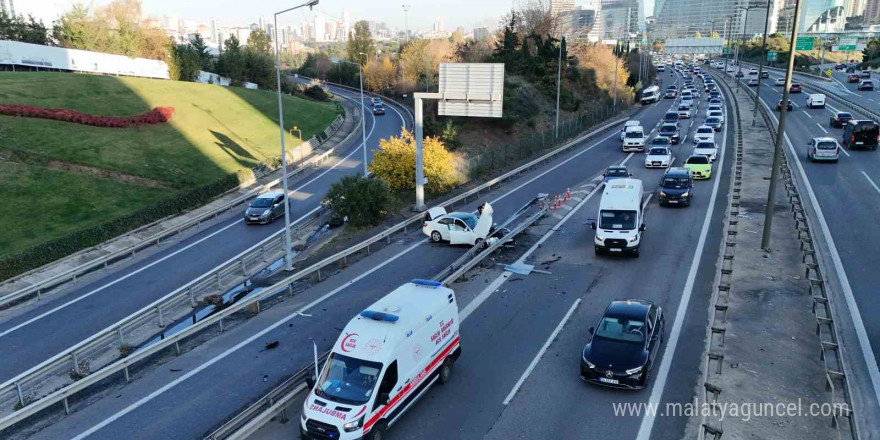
767;51;778;61
642;38;648;44
795;36;814;51
838;45;857;51
723;47;731;55
838;37;857;51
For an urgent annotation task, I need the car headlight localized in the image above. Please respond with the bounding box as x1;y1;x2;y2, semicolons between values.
681;191;689;197
628;235;638;242
583;356;595;368
659;191;668;197
626;366;643;375
343;416;364;432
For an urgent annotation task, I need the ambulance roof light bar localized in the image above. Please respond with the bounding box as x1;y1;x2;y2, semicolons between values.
411;279;442;287
360;310;400;322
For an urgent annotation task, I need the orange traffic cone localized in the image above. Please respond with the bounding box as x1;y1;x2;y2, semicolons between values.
565;188;571;201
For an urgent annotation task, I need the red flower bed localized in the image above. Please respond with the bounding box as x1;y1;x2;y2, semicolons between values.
0;105;175;128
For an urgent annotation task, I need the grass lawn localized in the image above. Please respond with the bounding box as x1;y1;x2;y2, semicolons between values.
0;162;173;256
0;72;341;261
0;72;340;186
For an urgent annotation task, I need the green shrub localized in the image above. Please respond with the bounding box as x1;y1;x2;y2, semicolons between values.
304;85;330;101
324;175;391;227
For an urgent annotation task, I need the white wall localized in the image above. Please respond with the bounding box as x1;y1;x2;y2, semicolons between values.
0;40;170;79
197;70;231;86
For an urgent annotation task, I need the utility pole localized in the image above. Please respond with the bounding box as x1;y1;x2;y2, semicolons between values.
402;5;410;44
752;0;771;125
762;0;804;251
555;39;562;138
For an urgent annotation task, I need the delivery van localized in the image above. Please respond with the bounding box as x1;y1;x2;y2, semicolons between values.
640;85;660;104
623;126;647;152
590;178;645;257
301;279;462;440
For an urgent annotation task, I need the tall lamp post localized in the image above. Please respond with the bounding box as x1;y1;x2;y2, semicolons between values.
555;36;563;139
332;57;368;177
752;0;772;125
274;0;319;271
402;4;410;44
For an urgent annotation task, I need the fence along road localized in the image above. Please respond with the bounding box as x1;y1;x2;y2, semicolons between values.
0;88;408;386
4;106;634;440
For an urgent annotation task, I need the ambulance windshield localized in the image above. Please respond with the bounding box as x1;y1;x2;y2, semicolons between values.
315;353;382;405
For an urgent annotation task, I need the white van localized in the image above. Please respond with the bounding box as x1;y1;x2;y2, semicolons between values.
641;85;660;104
622;126;647;152
590;178;645;257
807;94;826;109
620;120;641;140
301;279;461;440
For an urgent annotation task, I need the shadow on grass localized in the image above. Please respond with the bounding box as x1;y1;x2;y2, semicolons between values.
210;130;258;169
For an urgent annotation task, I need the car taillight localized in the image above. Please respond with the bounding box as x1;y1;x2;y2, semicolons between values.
851;135;855;143
813;147;818;156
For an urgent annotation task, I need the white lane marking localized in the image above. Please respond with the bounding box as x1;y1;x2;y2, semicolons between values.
502;298;581;405
460;272;511;321
816;123;829;134
636;88;728;440
759;91;880;410
791;100;800;108
839;145;851;157
67;114;632;440
0;98;382;339
862;171;880;194
804;110;812;118
827;103;841;114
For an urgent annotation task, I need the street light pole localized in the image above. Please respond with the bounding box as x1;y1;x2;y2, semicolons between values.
402;4;410;44
555;39;562;139
752;0;771;125
334;57;369;176
762;0;804;250
273;0;319;271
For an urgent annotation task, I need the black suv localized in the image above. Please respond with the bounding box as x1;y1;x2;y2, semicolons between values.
842;120;880;150
581;300;665;390
658;168;694;207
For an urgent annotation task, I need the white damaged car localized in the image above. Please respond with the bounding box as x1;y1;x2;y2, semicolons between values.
422;203;494;246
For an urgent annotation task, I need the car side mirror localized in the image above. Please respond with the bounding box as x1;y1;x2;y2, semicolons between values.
589;222;596;230
306;375;316;389
589;326;595;335
639;224;646;232
378;392;391;406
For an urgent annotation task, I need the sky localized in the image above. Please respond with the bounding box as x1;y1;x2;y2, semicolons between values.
19;0;525;32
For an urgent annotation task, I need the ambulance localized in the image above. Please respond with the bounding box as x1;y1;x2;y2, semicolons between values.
300;279;462;440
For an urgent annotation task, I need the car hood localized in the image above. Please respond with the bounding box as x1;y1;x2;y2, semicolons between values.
685;163;712;171
661;186;689;195
646;154;671;161
583;338;647;371
246;207;269;215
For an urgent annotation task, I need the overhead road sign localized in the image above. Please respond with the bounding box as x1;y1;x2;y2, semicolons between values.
437;63;504;118
837;37;857;51
665;37;724;55
795;36;814;51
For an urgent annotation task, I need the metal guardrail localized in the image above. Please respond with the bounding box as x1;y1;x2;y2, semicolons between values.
0;111;353;308
0;110;627;433
735;69;860;440
297;75;415;129
203;197;549;440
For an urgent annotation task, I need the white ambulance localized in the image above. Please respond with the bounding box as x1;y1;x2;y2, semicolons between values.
300;279;462;440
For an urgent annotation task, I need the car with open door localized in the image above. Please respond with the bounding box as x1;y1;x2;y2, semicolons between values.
422;203;494;246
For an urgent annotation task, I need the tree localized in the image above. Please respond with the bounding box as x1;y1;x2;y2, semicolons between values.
324;176;391;227
363;56;396;92
369;129;458;193
217;35;245;84
347;20;375;66
189;33;213;70
169;43;200;81
0;13;51;45
244;46;275;89
247;29;272;55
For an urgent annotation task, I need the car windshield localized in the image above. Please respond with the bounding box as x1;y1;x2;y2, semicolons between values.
599;210;637;230
626;131;643;138
651;138;670;145
816;141;838;150
706;118;720;124
660;125;676;132
839;113;852;118
250;197;274;208
696;142;715;150
649;148;668;155
678;106;688;110
665;113;677;119
606;168;628;177
449;213;478;230
595;316;646;343
314;353;382;405
663;177;689;189
697;128;712;134
687;155;710;164
709;112;722;117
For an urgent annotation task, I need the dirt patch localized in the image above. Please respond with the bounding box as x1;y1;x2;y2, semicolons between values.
46;161;171;188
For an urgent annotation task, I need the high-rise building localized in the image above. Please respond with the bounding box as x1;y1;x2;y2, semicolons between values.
601;0;640;38
434;17;445;32
1;0;15;16
314;14;326;41
652;0;768;40
551;0;576;18
866;0;880;24
474;27;490;41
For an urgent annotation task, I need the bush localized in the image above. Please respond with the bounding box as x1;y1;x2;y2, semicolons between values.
304;85;330;101
0;105;174;128
324;175;391;227
370;129;458;193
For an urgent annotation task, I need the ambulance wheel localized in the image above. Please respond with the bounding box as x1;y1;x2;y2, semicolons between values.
366;423;386;440
439;357;455;385
431;231;442;242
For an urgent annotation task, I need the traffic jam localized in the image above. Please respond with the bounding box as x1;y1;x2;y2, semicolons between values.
297;58;726;440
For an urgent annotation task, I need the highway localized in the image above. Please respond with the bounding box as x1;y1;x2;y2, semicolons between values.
728;67;880;421
0;84;409;385
13;70;735;440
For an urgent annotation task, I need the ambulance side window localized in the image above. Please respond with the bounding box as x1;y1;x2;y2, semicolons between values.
375;361;398;410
